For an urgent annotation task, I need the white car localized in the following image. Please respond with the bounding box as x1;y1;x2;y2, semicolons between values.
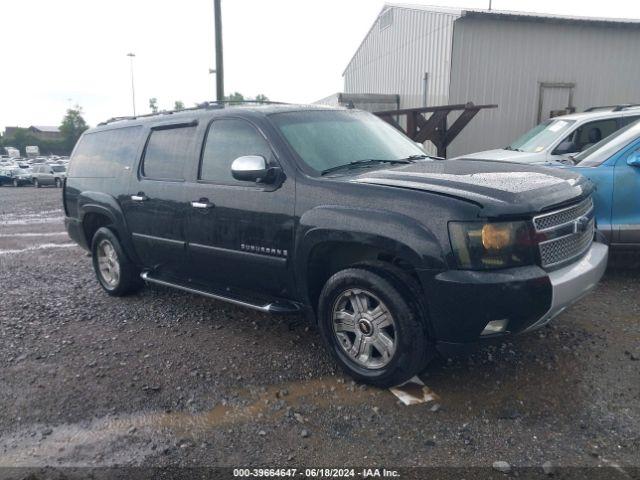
459;105;640;164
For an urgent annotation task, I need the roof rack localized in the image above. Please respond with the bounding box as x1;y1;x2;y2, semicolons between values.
584;104;640;112
98;100;289;126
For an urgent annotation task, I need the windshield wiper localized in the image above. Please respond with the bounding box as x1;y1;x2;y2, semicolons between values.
504;146;524;152
403;154;429;161
320;159;410;176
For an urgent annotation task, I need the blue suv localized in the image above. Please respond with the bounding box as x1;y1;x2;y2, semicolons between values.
560;121;640;246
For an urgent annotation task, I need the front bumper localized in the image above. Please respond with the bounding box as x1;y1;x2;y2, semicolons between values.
523;241;608;331
422;242;608;347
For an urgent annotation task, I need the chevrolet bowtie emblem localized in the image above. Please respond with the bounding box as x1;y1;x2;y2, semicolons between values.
574;216;590;234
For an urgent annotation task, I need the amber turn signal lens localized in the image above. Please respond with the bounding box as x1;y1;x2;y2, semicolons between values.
482;223;512;250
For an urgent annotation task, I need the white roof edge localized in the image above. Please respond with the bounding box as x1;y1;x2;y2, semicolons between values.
343;2;640;76
385;2;640;25
342;4;391;77
342;3;464;76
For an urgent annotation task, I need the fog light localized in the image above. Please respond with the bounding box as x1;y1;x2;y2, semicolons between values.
481;319;508;336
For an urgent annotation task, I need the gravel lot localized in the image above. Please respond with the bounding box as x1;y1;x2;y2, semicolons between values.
0;187;638;475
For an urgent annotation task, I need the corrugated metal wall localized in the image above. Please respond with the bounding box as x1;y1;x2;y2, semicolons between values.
448;16;640;157
344;7;459;109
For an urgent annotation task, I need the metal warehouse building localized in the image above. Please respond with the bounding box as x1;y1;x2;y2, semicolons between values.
343;3;640;157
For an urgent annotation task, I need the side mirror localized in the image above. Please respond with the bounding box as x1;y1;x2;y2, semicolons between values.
554;140;577;155
231;155;273;182
627;151;640;167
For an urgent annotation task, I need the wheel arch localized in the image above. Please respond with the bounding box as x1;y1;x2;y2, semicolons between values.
78;192;140;264
295;206;446;313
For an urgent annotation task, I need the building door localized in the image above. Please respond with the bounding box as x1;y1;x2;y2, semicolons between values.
538;82;575;122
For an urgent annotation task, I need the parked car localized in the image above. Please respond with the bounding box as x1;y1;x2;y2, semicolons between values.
31;163;67;187
459;106;640;164
548;121;640;247
4;167;33;187
0;167;12;186
64;105;608;387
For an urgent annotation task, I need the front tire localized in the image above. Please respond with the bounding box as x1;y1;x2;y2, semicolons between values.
317;267;430;388
91;227;143;296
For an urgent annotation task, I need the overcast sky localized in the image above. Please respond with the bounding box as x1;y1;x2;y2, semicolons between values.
2;0;640;131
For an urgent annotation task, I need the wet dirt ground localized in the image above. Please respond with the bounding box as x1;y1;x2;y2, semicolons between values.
0;187;638;473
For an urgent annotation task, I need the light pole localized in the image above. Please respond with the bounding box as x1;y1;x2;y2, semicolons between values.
209;68;217;100
213;0;224;101
126;52;137;116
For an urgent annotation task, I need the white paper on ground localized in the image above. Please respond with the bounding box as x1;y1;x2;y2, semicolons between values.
389;375;439;406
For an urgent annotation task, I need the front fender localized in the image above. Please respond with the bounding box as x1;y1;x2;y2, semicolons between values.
294;205;446;301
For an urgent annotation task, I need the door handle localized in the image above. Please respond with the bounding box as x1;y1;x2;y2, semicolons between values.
191;199;214;209
131;194;147;201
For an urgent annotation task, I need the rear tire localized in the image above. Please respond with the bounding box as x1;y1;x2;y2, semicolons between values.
91;227;143;296
317;267;431;388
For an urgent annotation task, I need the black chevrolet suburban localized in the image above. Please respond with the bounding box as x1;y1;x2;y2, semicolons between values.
64;104;608;387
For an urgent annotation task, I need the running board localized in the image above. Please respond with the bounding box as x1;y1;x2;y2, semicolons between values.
140;272;301;314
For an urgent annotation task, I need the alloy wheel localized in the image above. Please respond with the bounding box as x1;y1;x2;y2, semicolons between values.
331;288;397;369
96;239;121;288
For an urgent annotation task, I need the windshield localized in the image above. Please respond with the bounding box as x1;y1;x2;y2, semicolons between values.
573;121;640;167
270;110;426;174
51;165;66;172
508;119;576;153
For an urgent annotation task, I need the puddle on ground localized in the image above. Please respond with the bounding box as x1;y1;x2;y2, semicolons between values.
0;243;76;255
0;375;409;466
0;211;64;226
0;231;68;238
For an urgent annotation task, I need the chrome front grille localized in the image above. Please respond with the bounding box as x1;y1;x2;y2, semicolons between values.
534;197;593;231
534;198;595;269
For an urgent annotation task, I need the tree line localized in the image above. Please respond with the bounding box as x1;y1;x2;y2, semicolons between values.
1;106;88;156
1;92;271;156
147;92;269;113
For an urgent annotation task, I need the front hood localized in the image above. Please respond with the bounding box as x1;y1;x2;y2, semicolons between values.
456;149;547;164
349;159;592;217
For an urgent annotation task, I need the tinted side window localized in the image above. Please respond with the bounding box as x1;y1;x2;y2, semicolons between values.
141;125;197;181
200;119;272;184
622;115;640;127
576;119;618;149
68;126;142;178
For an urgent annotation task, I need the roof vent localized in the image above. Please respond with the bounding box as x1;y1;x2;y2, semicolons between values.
380;8;393;30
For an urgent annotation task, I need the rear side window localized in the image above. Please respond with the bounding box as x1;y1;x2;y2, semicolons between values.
68;126;142;178
621;115;640;127
142;125;197;181
199;119;272;184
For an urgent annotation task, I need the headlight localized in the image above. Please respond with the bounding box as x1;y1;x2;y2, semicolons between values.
448;221;534;270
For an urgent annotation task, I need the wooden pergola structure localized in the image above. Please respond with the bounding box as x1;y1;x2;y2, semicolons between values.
374;102;498;157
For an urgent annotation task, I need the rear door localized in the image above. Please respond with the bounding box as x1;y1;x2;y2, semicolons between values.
41;166;54;185
182;116;295;298
120;121;198;276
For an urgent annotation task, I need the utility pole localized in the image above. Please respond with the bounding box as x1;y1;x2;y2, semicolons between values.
214;0;224;101
126;52;137;116
488;0;492;10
